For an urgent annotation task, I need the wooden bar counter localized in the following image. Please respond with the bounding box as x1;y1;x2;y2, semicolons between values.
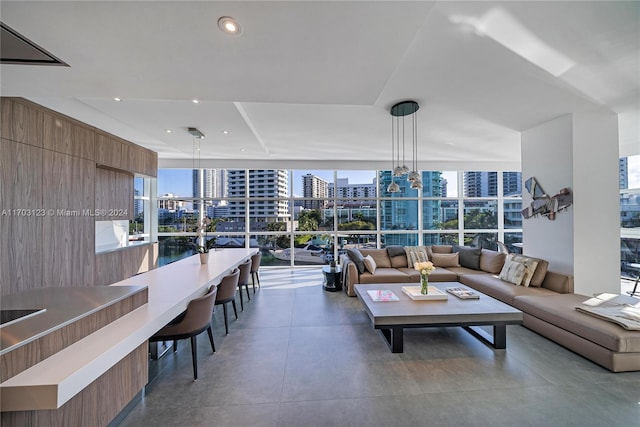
0;248;256;426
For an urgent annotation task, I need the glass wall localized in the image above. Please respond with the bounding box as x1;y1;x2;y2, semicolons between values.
156;169;523;266
621;155;640;284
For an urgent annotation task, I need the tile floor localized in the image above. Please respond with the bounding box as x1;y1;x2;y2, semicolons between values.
120;268;640;427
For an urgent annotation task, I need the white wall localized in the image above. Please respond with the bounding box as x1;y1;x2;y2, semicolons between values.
522;113;619;295
521;115;574;274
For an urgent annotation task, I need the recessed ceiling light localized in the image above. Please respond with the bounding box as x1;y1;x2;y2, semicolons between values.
222;130;229;134
192;99;199;104
240;148;245;152
165;129;172;133
218;16;242;35
113;97;122;102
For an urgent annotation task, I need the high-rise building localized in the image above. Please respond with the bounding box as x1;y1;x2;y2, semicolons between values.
620;157;628;189
302;174;329;209
192;169;226;200
464;172;521;197
158;193;184;211
192;169;226;213
227;169;289;222
328;177;377;205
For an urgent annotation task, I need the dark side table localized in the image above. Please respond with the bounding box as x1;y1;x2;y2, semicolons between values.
322;265;342;292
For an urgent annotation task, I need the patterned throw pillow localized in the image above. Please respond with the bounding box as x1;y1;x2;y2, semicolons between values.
510;255;539;287
498;255;527;286
404;246;429;267
431;253;460;268
363;255;377;274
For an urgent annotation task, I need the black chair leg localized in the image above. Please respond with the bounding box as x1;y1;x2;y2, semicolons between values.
173;340;178;352
222;303;229;334
232;299;238;319
207;326;215;352
190;335;198;381
245;284;251;301
238;287;244;310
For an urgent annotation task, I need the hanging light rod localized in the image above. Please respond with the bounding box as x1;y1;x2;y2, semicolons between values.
188;127;205;139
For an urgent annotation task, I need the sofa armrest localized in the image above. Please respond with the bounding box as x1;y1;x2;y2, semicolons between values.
340;254;359;296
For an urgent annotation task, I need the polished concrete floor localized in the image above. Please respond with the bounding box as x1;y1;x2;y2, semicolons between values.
120;268;640;427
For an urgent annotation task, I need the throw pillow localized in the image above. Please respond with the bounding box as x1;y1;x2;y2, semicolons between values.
404;246;429;267
346;248;366;274
386;245;406;258
498;255;527;286
510;255;539;287
363;255;377;274
517;256;548;287
431;252;460;268
452;245;481;270
479;249;507;274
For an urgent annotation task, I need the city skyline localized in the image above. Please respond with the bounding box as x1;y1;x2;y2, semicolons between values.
157;156;640;197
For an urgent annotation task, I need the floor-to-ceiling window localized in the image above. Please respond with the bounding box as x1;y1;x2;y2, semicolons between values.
155;169;522;267
620;155;640;290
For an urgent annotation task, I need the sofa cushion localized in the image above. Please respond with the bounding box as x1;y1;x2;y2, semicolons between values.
460;274;557;305
363;255;377;274
386;246;405;257
359;268;413;284
404;246;429;267
389;254;409;268
514;255;548;287
431;245;453;254
431;252;460;268
398;267;458;282
360;249;392;268
347;248;366;274
453;245;481;270
479;249;506;274
513;294;640;353
499;255;527;285
446;266;488;276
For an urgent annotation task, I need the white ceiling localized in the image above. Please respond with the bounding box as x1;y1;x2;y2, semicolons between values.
1;1;638;170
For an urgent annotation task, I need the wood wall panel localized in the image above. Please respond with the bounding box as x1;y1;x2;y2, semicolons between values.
42;151;95;288
0;288;147;382
1;343;148;427
0;139;43;296
42;111;95;161
0;99;43;147
95;132;122;169
94;244;155;287
95;167;134;221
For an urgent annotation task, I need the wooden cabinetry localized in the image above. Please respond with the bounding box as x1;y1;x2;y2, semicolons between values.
1;97;158;297
0;138;44;296
95;243;158;286
95;167;134;221
95;131;157;177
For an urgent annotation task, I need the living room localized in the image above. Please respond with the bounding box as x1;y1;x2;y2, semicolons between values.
1;1;638;426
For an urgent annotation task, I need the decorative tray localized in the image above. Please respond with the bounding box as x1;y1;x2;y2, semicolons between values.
401;286;448;300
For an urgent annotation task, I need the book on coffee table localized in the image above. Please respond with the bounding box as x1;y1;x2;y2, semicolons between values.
446;286;480;299
401;286;448;300
367;290;399;302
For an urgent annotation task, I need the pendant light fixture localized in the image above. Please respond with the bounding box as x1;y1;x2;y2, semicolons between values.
389;101;421;191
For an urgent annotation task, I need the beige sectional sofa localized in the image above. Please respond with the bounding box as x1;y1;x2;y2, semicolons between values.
340;245;640;372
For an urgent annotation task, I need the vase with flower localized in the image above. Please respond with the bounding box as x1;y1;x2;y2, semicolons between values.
414;260;435;294
194;217;215;264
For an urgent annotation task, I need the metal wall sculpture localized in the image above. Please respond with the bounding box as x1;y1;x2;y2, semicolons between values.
521;177;572;220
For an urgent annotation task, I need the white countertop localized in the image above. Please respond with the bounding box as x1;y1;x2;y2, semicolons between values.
0;248;257;411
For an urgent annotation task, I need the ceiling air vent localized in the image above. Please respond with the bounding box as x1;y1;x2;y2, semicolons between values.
1;22;69;66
